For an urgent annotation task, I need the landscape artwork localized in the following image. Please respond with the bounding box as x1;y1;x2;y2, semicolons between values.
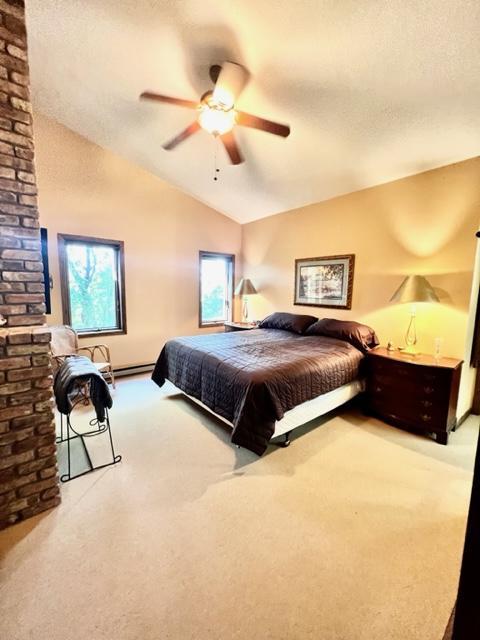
294;254;355;309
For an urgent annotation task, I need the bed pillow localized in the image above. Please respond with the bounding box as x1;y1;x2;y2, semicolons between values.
305;318;379;352
258;312;318;335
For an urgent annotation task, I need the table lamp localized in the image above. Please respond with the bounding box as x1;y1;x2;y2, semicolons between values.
234;278;257;321
389;275;439;355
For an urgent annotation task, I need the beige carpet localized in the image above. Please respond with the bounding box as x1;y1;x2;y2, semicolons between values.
0;374;477;640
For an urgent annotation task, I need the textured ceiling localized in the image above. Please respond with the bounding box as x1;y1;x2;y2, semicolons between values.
26;0;480;223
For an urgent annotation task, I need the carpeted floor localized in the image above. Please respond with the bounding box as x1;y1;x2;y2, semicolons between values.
0;374;477;640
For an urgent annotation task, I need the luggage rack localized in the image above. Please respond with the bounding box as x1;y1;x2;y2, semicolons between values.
56;381;122;483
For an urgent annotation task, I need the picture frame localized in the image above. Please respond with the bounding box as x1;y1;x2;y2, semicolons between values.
294;254;355;309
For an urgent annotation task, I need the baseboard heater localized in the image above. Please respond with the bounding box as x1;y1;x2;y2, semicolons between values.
113;363;155;378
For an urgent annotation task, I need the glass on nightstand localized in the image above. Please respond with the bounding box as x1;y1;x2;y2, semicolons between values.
434;337;444;361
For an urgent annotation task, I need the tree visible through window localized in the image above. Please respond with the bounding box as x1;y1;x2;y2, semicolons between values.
59;234;126;335
199;251;234;326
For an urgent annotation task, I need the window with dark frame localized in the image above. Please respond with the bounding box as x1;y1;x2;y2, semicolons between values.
58;234;126;337
199;251;234;327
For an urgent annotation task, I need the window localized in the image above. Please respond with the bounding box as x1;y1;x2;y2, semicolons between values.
199;251;234;327
58;234;126;336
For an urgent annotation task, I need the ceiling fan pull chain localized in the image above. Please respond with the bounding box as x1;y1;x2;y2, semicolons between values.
213;135;220;182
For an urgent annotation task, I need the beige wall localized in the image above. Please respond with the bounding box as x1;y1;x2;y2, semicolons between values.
33;113;242;368
242;158;480;416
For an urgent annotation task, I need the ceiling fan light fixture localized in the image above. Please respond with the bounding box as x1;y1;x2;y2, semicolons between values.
211;87;235;110
198;104;236;136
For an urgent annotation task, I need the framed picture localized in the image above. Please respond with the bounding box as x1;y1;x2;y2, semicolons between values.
294;254;355;309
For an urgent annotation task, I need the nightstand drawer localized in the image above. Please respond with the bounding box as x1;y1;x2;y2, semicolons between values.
368;374;447;401
369;358;450;385
368;395;446;431
369;362;451;399
369;383;447;411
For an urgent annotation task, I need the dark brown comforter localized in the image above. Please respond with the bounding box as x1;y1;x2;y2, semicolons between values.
152;329;364;455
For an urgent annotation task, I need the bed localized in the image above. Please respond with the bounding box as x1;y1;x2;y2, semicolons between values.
152;314;378;455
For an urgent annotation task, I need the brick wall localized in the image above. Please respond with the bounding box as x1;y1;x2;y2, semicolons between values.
0;0;60;529
0;0;45;328
0;327;59;528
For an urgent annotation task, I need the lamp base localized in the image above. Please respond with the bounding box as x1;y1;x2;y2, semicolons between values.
242;297;249;321
399;345;419;356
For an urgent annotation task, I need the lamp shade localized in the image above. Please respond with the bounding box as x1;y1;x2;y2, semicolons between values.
389;275;439;304
234;278;257;296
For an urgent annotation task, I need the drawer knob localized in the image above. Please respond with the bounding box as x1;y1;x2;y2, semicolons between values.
421;414;432;422
421;400;433;408
424;386;435;394
375;386;382;393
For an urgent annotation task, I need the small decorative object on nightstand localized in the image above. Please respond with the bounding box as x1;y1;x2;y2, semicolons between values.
366;347;462;445
224;321;257;332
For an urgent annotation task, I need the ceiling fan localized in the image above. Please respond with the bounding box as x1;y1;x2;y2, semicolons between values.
140;62;290;165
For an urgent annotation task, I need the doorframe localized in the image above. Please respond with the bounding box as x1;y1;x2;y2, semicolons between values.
450;229;480;637
452;423;480;638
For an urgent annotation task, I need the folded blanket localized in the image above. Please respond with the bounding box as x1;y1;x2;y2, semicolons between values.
53;355;112;422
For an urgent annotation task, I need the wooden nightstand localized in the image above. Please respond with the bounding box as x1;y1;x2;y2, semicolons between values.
366;347;463;445
224;321;258;332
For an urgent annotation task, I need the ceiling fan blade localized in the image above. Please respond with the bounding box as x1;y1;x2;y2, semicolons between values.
162;121;201;150
236;111;290;138
140;92;198;109
212;62;250;108
220;131;244;165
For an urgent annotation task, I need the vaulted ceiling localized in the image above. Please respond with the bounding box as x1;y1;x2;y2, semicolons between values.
26;0;480;223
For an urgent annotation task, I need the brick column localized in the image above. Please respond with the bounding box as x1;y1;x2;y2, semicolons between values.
0;0;60;528
0;0;45;327
0;327;59;527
